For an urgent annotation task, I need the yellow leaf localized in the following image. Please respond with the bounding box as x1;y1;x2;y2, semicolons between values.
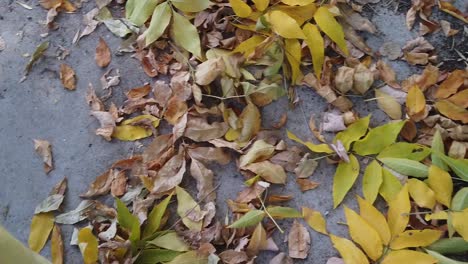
435;100;468;124
353;120;406;156
407;179;436;209
357;196;391;245
381;250;437;264
51;225;64;264
266;10;306;39
452;209;468;241
387;185;410;238
176;186;203;232
282;0;315;5
112;125;153;141
232;35;266;57
406;85;426;117
229;0;252;18
333;154;360;208
330;235;369;264
284;38;303;84
379;168;402;203
425;211;448;221
303;23;324;78
28;212;54;252
427;165;453;207
287;130;333;153
78;227;99;264
362;160;383;204
170;0;212;13
1;226;50;264
344;207;383;261
376;88;402;120
247;223;268;256
334;115;370;151
302;207;327;234
253;0;269;11
271;4;317;25
170;10;202;57
390;229;443;250
314;6;348;55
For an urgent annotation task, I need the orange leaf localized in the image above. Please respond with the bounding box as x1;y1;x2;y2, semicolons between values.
435;100;468;124
434;69;465;99
406;85;426;118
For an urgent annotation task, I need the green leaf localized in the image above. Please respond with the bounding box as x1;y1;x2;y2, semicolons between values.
426;249;468;264
176;186;203;232
148;232;190;252
353;121;406;156
379;168;402;203
427;238;468;255
166;250;208;264
362;160;383;204
144;2;172;46
452;188;468;211
116;198;140;241
143;193;173;238
432;130;448;170
0;226;50;264
126;0;161;26
266;206;302;219
334;116;370;151
434;153;468;181
377;142;431;161
135;249;181;264
314;6;348;55
170;0;212;12
170;10;202;57
228;210;266;228
25;41;49;75
303;23;324;78
379;158;429;178
333;154;360;208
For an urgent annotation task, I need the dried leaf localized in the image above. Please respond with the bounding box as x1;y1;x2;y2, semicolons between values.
435;100;468;124
237;102;261;142
294;155;318;178
239;140;275;168
190;158;216;202
35;194;64;214
285;38;303;84
438;1;468;23
28;212;54;252
333;154;360;208
334;115;370;151
270;252;293;264
25;41;49;75
152;153;186;194
303;207;327;234
95;37;111;68
176;186;203;232
247;223;268;256
245;161;287;184
287;130;333;153
59;64;76;90
51;225;63;264
435;70;465;99
297;178;320;192
34;139;53;174
330;235;369;264
195;57;225;85
288;220;310;259
184;117;229;142
55;200;96;224
353;64;374;94
376;89;402;120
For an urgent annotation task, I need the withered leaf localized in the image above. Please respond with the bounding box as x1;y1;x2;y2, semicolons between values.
151;152;186;194
51;225;63;264
35;194;64;214
126;84;151;100
288;220;310;259
247;223;268;256
190;158;216;202
164;96;188;125
435;69;465;99
195;57;225;85
187;147;231;165
25;41;49;76
294;154;318;178
184;117;229;142
34;139;53;174
55;200;96;224
244;161;287;184
296;179;320;192
219;250;249;264
377;60;400;88
86;84;104;111
111;170;127;197
59;63;76;90
238;103;261;143
90;110;116;141
95;37;111;68
270;252;294;264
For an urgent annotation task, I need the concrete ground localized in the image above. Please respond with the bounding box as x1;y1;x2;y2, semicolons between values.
0;0;465;263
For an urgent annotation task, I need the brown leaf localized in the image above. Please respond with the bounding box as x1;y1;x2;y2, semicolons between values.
51;225;63;264
236;182;268;203
86;84;104;111
448;89;468;108
335;66;354;94
195;57;225;85
184;117;229;142
438;1;468;23
126;84;151;100
153;81;173;108
434;69;465;99
95;37;111;68
288;220;310;259
190;158;216;202
59;63;76;90
219;250;249;264
151;152;186;194
164;96;188;125
110;170;127;197
247;223;268;256
400;120;417;141
353;64;374;94
243;161;287;184
294;154;318;178
270;252;293;264
90;111;116;141
187;147;231;165
435;100;468;124
377;60;400;88
80;169;113;198
406;7;417;30
404;52;429;65
296;179;320;192
440;20;459;37
237;103;261;143
34;139;53;174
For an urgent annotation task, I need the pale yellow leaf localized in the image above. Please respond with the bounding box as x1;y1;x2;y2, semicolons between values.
28;212;55;252
381;250;437;264
253;0;269;11
247;223;268;256
376;88;402;120
176;186;203;232
287;130;333;153
344;207;383;261
428;165;453;207
390;229;443;250
282;0;315;5
407;179;436;209
452;209;468;241
406;85;426;117
333;154;360;208
170;10;202;57
232;35;266;57
314;6;348;55
51;225;63;264
303;23;324;78
78;227;99;264
266;10;306;39
357;196;391;245
284;38;303;84
379;168;403;203
387;185;410;238
362;160;383;204
330;235;369;264
229;0;252;18
302;207;327;234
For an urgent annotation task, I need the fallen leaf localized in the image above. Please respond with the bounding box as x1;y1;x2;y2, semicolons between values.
144;2;172;46
24;41;49;76
195;57;225;85
375;88;402;120
353;121;406;156
407;178;436;209
239;140;275;168
55;200;96;224
170;10;202;57
219;250;249;264
334;66;354;93
303;23;324;78
116;198;140;241
330;235;369;264
143;193;172;238
387;185;410;238
270;252;293;264
333;154;360;208
229;210;265;228
59;63;76;90
435;100;468;124
357;196;391;245
184;117;229;142
95;37;111;68
379;168;403;203
427;165;453;207
353;64;374;94
381;250;437;264
294;154;318;178
288;220;310;259
77;227;99;264
28;212;54;252
434;69;465;99
149;232;190;252
377;60;400;88
303;207;327;234
266;10;306;39
34;139;53;174
438;1;468;23
244;161;287;184
379;158;428;178
51;225;63;264
152;152;186;194
247;223;268;256
230;0;252;18
190;158;216;202
379;42;402;60
362;160;383;204
390;229;443;250
314;6;348;55
297;178;320;192
176;186;203;232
